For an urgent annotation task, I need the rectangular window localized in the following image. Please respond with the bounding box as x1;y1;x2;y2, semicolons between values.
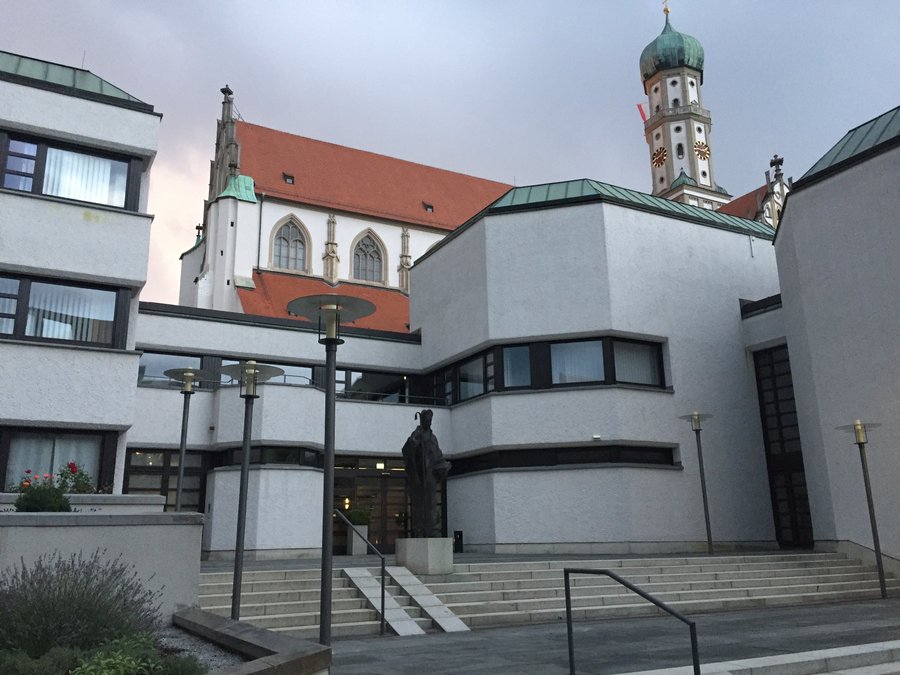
5;431;102;491
613;340;663;386
458;356;485;401
2;133;135;209
0;274;124;348
502;345;531;388
551;340;604;384
138;352;202;388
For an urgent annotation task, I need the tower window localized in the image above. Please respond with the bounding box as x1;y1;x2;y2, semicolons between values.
653;85;659;93
701;170;708;177
689;81;696;88
676;143;685;159
674;126;682;133
696;126;703;133
672;98;680;107
655;133;661;140
670;80;678;86
659;176;665;184
655;105;660;113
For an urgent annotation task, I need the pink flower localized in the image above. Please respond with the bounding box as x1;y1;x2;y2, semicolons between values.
24;469;31;474
21;481;30;489
43;473;50;479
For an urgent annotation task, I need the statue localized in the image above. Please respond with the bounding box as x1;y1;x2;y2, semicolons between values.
402;409;451;538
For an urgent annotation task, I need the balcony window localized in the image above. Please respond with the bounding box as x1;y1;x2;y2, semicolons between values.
138;352;202;388
613;340;662;386
551;340;604;384
1;132;137;209
0;274;125;348
458;356;485;401
3;430;103;491
502;345;531;388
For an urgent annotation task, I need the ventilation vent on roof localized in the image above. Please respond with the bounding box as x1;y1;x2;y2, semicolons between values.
283;173;294;185
422;202;434;213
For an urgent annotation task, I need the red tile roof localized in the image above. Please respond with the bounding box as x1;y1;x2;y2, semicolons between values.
716;185;767;220
236;121;512;232
236;271;411;333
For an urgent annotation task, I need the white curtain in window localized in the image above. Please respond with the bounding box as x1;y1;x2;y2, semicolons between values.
25;283;115;343
44;148;127;207
614;341;660;385
551;341;603;384
6;432;101;489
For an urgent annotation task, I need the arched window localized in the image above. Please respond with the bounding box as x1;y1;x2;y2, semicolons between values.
672;97;680;107
676;143;685;159
353;234;383;282
273;222;306;271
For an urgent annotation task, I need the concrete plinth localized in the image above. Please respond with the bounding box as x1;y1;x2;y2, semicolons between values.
395;537;454;575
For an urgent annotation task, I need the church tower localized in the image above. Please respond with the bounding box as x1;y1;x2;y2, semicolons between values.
640;9;730;209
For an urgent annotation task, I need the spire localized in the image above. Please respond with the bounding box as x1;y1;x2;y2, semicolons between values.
220;85;239;178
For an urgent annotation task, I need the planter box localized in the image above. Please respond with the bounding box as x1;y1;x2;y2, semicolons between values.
0;512;203;622
0;493;165;514
349;524;369;555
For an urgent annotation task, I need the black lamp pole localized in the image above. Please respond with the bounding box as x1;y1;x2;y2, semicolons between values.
319;329;339;646
175;372;195;512
231;361;259;621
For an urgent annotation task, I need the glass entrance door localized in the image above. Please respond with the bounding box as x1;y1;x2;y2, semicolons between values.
334;457;408;554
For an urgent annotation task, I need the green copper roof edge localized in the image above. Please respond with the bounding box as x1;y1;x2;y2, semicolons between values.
217;175;258;203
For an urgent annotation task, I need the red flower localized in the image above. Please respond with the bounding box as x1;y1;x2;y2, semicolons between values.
24;469;31;474
68;462;78;474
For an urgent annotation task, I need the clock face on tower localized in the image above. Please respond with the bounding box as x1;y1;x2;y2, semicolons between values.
652;147;668;167
694;141;711;160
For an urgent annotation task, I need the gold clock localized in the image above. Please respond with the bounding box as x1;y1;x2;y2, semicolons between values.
694;141;711;160
652;147;668;167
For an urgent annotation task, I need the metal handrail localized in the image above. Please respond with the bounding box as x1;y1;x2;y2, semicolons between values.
564;568;699;675
333;509;386;635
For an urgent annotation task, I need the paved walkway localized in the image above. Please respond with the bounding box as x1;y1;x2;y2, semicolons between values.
330;599;900;674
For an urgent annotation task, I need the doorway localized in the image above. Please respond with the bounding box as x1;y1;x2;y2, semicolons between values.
334;457;408;554
753;345;814;548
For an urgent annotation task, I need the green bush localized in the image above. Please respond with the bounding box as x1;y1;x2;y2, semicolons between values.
0;646;83;675
14;480;71;512
55;461;97;494
0;550;161;658
344;508;371;526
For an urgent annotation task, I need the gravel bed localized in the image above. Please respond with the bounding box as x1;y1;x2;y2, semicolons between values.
157;624;246;671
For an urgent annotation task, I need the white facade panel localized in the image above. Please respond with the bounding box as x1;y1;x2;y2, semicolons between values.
0;191;152;287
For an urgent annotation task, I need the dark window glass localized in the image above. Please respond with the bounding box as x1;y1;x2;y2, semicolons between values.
551;341;604;384
459;356;485;401
344;371;407;402
503;345;531;388
613;341;662;386
273;222;306;271
676;143;685;159
138;353;202;388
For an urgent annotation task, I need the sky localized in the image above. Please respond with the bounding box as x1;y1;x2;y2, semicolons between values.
5;1;899;303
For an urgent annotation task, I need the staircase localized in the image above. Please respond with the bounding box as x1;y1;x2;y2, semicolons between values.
197;552;897;639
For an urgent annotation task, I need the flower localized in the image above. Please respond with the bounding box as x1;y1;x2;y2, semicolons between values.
21;480;30;489
68;462;78;474
43;473;50;479
24;469;31;474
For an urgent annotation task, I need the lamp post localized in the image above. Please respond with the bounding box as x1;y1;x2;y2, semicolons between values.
679;412;714;555
836;420;886;599
287;294;375;646
219;360;284;620
164;367;211;512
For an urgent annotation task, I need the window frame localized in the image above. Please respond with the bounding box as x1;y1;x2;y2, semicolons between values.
0;273;129;349
271;220;307;272
352;233;385;283
0;130;142;211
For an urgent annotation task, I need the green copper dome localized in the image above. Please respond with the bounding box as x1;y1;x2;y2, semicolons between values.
640;15;704;82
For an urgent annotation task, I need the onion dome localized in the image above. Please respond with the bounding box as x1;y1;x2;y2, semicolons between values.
640;15;704;83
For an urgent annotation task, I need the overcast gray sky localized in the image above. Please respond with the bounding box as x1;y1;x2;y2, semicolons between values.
5;1;899;302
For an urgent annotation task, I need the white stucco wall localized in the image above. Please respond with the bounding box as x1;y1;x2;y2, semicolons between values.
0;192;152;288
0;342;138;429
203;466;323;556
775;146;900;559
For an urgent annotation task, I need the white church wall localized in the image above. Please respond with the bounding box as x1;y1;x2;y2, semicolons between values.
776;146;900;560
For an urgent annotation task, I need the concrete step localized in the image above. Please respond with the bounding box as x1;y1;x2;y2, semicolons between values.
199;577;350;595
200;568;324;584
244;607;378;629
202;596;369;617
198;586;360;606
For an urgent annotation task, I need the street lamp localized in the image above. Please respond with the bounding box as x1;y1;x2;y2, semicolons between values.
678;412;714;555
219;360;284;620
287;294;375;646
164;367;212;512
836;420;887;599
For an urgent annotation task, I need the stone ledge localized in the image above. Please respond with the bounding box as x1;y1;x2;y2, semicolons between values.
0;512;203;526
173;607;330;675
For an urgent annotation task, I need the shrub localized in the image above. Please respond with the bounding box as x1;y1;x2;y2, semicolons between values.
55;461;97;494
71;633;205;675
13;474;71;512
344;508;371;526
0;550;161;658
0;646;83;675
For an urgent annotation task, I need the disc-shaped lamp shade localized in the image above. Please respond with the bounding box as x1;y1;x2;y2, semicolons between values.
836;420;881;445
220;361;285;397
164;367;214;394
287;294;376;339
678;411;713;432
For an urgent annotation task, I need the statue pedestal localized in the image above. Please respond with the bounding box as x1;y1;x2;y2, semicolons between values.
395;537;454;575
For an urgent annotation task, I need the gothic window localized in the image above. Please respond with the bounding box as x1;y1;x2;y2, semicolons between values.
273;222;306;271
353;234;383;282
676;143;685;159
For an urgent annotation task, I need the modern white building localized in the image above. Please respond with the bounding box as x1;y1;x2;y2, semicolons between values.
2;41;897;574
0;50;159;494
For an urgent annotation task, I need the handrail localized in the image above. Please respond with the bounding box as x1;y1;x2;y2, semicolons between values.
333;509;386;635
563;568;699;675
